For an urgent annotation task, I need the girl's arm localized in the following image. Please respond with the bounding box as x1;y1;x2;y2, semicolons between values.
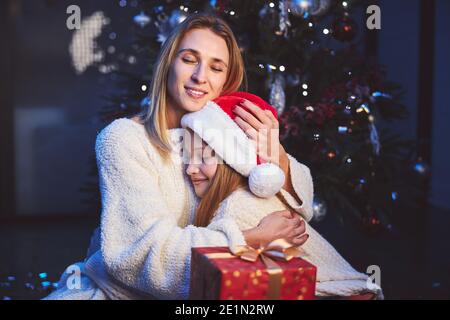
96;121;246;299
211;190;308;249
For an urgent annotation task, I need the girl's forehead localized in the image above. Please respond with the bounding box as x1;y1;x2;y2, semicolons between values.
185;130;207;149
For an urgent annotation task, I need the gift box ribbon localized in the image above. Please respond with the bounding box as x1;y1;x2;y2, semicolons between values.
204;239;302;299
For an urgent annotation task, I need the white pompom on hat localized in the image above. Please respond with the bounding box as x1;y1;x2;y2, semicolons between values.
181;91;285;198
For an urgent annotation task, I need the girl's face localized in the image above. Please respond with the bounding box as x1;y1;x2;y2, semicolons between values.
167;28;230;118
185;133;218;198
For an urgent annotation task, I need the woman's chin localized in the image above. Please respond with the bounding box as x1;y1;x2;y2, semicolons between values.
182;96;207;111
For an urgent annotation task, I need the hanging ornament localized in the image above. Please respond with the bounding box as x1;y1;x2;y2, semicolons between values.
133;11;151;28
155;9;188;45
413;160;430;177
369;123;381;156
332;13;357;42
269;73;286;115
288;0;331;17
276;0;291;37
312;197;327;222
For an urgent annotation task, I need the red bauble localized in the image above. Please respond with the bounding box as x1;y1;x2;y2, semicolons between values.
332;14;357;42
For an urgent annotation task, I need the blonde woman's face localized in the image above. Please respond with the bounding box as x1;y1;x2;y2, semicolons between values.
167;28;229;115
185;132;218;198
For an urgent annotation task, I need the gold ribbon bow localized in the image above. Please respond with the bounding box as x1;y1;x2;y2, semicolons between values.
205;239;301;299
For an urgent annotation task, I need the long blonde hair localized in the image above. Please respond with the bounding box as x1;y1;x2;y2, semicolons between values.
138;13;247;160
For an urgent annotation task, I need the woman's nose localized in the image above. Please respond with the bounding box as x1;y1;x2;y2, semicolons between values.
191;64;207;83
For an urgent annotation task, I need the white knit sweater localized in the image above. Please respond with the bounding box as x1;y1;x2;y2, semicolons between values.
45;118;314;300
210;188;383;298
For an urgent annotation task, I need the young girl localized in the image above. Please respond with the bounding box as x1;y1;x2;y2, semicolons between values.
44;13;311;300
182;92;383;299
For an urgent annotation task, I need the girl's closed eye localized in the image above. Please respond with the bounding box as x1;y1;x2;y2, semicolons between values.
202;148;217;165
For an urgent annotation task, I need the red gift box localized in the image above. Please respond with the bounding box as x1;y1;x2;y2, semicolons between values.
189;246;316;300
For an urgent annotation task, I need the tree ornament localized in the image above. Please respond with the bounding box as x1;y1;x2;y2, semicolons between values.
155;9;187;44
133;11;150;28
288;0;331;17
277;0;291;37
312;197;327;222
369;123;381;156
413;160;430;177
332;13;357;42
269;73;287;115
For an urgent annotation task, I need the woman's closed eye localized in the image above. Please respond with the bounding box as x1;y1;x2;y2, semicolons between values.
182;56;196;64
182;57;224;73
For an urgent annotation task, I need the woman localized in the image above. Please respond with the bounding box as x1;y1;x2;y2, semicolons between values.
182;92;383;299
45;13;311;300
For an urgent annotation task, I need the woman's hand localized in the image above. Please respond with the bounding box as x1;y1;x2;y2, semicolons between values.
233;98;298;199
233;99;286;167
243;210;309;249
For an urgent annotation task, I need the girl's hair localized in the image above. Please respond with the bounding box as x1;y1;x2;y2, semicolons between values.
138;12;247;161
194;163;294;228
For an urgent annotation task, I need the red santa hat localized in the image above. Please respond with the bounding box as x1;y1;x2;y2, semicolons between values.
181;91;285;198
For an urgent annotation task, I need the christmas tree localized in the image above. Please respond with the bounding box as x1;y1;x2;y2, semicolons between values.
85;0;426;233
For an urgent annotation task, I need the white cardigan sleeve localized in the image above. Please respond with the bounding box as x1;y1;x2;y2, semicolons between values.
95;122;246;299
279;154;315;222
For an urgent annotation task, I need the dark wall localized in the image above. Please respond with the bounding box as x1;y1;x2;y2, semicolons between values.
431;0;450;209
11;0;121;216
378;0;449;209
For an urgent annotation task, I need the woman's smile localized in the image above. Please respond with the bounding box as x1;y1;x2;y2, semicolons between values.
185;86;208;100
